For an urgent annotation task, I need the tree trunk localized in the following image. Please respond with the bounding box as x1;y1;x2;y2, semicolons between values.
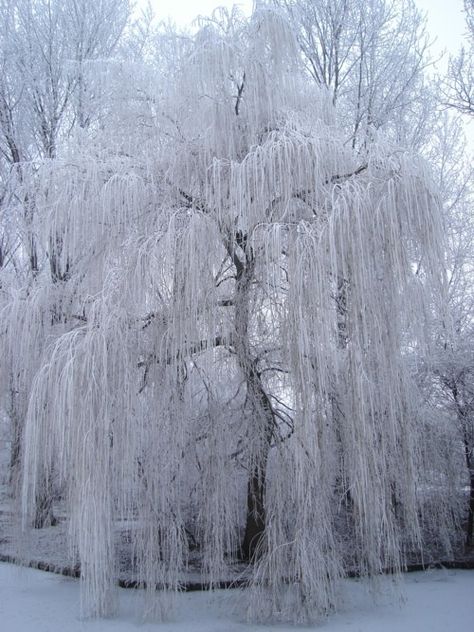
227;233;275;561
241;461;268;561
239;364;275;562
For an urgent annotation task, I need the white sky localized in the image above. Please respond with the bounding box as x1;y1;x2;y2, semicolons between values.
415;0;467;57
147;0;252;26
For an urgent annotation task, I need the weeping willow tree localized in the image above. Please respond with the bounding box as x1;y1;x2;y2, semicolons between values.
6;4;455;623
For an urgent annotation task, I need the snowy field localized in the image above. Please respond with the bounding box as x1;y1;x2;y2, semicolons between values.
0;563;472;631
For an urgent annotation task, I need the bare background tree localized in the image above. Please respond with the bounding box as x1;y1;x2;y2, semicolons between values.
273;0;433;148
446;0;474;115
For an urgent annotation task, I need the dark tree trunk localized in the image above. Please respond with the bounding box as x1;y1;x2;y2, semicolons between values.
241;448;269;561
239;367;274;562
225;231;275;562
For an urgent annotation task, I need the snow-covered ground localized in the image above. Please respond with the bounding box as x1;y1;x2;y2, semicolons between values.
0;562;472;631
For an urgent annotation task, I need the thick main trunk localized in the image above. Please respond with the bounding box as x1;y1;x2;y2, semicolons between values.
239;367;275;561
230;244;274;562
241;461;268;561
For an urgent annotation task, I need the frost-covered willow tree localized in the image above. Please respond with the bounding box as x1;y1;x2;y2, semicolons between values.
0;0;132;525
15;5;451;622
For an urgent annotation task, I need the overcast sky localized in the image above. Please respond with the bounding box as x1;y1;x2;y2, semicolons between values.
416;0;467;57
147;0;252;26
